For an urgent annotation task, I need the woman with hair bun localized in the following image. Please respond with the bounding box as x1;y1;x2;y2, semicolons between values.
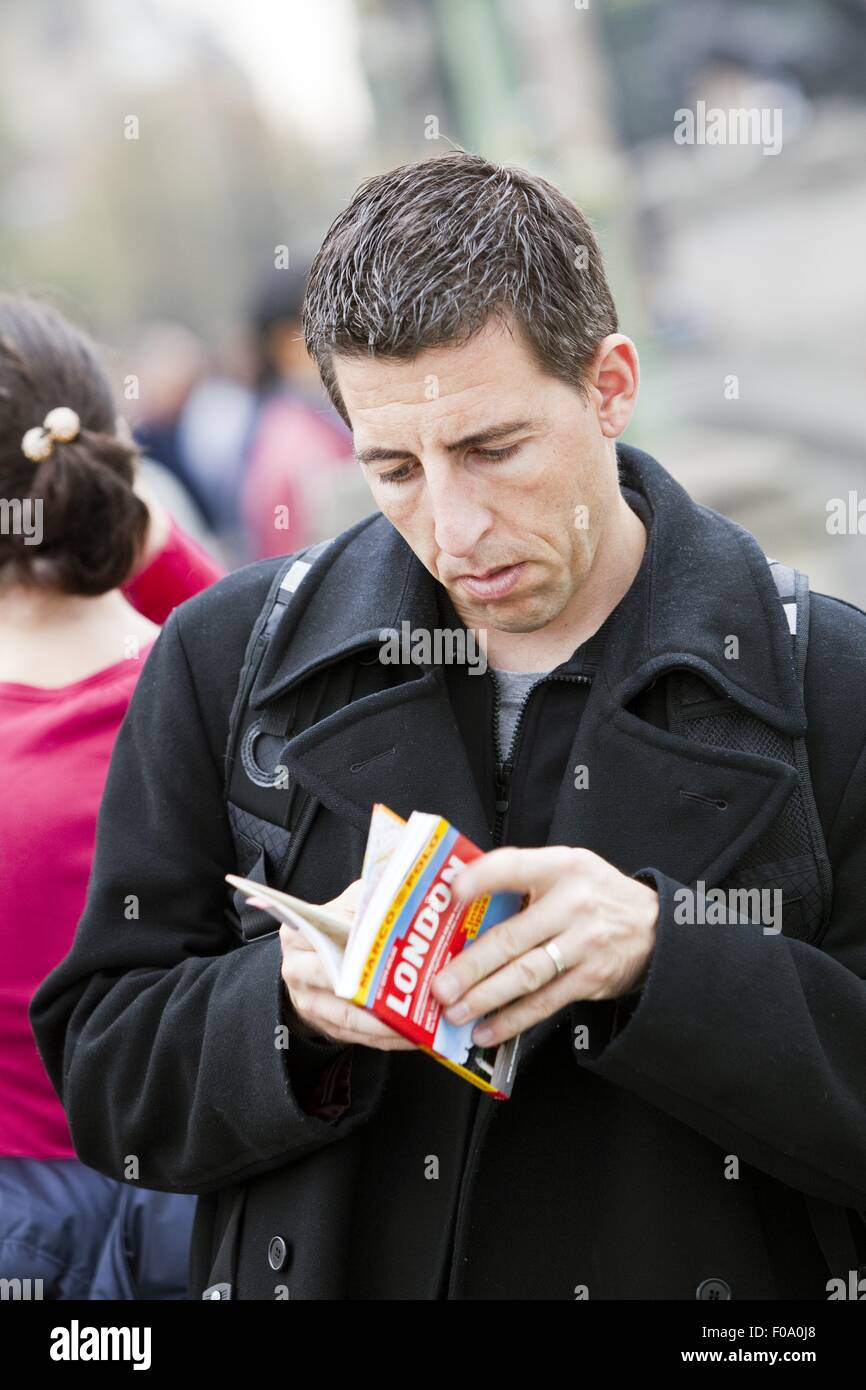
0;294;225;1299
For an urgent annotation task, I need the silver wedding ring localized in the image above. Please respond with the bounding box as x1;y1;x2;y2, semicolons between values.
543;938;568;977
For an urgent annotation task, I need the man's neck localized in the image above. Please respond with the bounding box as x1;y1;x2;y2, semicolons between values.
481;494;648;673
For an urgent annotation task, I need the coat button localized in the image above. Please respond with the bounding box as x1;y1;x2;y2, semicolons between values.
696;1277;732;1300
268;1235;289;1271
201;1282;232;1300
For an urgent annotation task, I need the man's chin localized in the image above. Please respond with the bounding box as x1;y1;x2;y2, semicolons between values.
447;585;560;635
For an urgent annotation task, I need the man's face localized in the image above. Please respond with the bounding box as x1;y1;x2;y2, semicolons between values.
331;316;625;635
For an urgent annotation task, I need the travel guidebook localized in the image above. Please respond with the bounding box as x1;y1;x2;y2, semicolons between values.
226;804;524;1098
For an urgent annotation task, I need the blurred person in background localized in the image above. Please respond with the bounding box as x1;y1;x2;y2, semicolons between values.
0;294;225;1298
128;321;210;519
170;339;258;566
238;265;359;561
129;320;250;566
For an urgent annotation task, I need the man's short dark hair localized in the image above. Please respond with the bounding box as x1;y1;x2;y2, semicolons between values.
303;151;618;429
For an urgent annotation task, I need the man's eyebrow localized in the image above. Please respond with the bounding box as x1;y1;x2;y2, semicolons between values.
354;418;540;467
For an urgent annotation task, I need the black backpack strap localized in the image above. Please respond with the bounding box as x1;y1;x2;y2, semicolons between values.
223;537;335;799
766;560;834;943
223;539;334;942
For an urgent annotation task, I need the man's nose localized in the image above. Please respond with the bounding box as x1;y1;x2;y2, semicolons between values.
426;470;493;561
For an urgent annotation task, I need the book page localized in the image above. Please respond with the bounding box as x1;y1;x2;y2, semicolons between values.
350;803;408;946
337;811;441;995
225;876;345;990
225;873;351;944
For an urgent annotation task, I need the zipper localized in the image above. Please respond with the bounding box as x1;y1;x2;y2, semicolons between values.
490;670;593;847
443;664;593;1298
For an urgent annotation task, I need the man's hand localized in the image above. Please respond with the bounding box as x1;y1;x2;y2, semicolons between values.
279;879;417;1051
430;846;659;1048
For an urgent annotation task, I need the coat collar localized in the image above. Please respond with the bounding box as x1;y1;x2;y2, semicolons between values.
605;442;805;735
253;441;805;736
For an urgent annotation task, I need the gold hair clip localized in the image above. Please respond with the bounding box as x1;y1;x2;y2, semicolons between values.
21;406;81;462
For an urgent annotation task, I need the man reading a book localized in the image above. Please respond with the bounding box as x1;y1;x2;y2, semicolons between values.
32;150;866;1300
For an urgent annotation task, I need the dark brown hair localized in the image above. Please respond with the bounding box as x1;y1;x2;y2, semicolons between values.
0;294;148;596
303;150;619;428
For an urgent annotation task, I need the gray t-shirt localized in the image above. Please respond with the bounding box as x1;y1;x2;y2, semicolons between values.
489;666;550;764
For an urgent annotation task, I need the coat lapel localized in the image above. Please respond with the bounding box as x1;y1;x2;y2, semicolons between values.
544;659;799;888
543;441;805;888
276;667;492;850
249;512;491;849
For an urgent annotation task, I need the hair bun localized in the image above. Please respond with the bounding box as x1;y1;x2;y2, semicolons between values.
0;293;149;596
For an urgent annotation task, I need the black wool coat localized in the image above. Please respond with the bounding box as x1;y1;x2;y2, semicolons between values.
30;443;866;1299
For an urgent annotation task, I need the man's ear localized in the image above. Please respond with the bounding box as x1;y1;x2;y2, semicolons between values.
591;335;639;439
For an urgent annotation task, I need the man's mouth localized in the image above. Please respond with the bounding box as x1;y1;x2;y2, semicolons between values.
456;562;527;599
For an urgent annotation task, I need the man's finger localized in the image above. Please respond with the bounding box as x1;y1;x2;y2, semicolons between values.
288;982;417;1050
431;897;567;1004
452;844;579;903
466;966;581;1049
339;998;417;1047
281;936;337;993
279;924;316;950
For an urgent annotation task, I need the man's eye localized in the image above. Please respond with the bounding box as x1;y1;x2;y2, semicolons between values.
379;463;416;486
378;443;520;486
471;444;520;462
